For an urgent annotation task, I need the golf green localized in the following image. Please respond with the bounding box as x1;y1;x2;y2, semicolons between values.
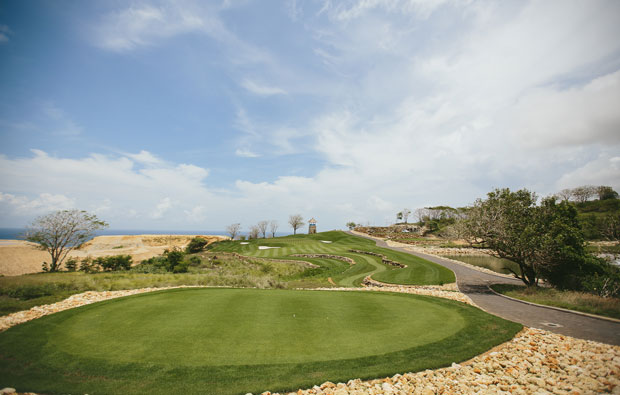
0;288;522;394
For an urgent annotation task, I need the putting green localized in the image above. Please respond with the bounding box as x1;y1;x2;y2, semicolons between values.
0;288;522;395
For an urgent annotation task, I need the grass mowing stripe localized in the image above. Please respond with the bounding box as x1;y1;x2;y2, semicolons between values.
213;231;454;287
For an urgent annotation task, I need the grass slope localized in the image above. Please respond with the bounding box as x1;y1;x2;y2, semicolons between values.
491;284;620;320
212;231;455;286
0;288;521;394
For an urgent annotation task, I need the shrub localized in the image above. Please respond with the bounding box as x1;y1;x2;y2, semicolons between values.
64;258;78;272
164;249;185;272
79;257;100;273
97;255;133;271
185;237;208;253
188;256;202;266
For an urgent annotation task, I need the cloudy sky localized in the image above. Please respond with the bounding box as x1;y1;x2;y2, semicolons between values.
1;0;619;231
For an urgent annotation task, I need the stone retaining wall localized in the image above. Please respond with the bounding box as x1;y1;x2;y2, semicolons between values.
349;249;406;268
291;254;355;265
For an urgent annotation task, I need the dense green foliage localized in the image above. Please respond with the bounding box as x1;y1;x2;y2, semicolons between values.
575;198;620;240
464;188;614;291
0;288;521;395
185;237;209;253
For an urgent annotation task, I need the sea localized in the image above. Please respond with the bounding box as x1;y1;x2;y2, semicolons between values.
0;228;292;241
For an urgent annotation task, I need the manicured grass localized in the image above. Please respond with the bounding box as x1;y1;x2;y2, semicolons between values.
491;284;620;320
0;288;521;394
212;231;455;286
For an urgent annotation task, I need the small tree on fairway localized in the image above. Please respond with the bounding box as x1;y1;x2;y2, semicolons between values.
288;214;304;235
25;209;108;272
226;223;241;240
269;220;279;238
257;220;269;238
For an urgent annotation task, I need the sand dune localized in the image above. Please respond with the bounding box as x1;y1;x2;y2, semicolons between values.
0;234;228;276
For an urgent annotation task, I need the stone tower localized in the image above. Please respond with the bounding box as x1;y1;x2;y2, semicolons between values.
308;218;317;234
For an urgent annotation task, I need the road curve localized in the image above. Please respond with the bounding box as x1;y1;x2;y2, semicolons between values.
348;231;620;346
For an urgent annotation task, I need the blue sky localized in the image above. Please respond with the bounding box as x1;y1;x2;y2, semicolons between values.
1;0;619;231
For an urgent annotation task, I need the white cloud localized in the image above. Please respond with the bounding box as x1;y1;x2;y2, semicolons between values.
508;71;620;148
556;154;620;191
235;148;260;158
0;150;217;228
240;79;287;96
126;150;163;165
0;192;75;215
151;197;173;219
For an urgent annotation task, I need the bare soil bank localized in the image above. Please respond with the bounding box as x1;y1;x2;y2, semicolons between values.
0;235;228;276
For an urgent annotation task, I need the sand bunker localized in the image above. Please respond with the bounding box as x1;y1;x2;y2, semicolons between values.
320;241;333;244
258;246;281;250
0;234;228;276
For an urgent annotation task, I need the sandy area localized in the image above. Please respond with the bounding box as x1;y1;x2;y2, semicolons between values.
0;235;228;276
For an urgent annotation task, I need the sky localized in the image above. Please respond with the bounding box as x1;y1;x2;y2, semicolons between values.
0;0;619;232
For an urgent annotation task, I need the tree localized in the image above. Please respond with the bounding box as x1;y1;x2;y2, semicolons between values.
401;208;411;223
269;220;279;238
288;214;304;235
25;209;108;272
249;225;260;239
186;237;208;253
597;186;619;200
257;220;269;238
465;188;593;288
346;221;357;230
556;188;573;201
572;185;596;203
226;223;241;240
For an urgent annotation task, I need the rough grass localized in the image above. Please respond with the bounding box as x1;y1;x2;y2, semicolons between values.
0;231;454;316
211;231;455;286
491;284;620;320
0;288;521;395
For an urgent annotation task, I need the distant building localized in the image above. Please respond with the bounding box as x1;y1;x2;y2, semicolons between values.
308;218;317;234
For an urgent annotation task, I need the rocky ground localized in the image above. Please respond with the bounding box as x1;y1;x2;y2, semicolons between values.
2;285;618;395
263;327;620;395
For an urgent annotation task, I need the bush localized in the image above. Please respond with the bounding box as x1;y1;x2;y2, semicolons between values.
96;255;133;271
185;237;208;253
64;258;78;272
581;263;620;298
79;257;100;273
188;256;202;266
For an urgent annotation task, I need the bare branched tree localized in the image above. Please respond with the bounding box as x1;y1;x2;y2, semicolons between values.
25;209;108;272
269;220;279;238
288;214;304;235
257;220;269;238
249;225;260;239
226;223;241;240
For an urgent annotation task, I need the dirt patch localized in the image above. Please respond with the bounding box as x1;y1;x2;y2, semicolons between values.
0;235;228;276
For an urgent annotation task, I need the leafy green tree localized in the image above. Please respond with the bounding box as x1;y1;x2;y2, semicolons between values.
185;237;208;253
346;222;357;230
465;188;593;287
597;186;619;200
25;210;108;272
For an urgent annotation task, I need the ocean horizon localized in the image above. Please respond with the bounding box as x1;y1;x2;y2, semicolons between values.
0;228;293;240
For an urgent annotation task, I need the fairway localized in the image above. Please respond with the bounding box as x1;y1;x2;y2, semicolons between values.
0;288;522;395
212;231;455;286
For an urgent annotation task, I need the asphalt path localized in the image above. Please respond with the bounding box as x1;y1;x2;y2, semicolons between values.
348;231;620;346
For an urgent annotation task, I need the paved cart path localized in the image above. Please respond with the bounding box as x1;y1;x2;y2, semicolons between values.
348;232;620;346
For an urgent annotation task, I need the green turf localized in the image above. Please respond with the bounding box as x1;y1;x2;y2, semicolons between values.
0;288;521;395
212;231;455;286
